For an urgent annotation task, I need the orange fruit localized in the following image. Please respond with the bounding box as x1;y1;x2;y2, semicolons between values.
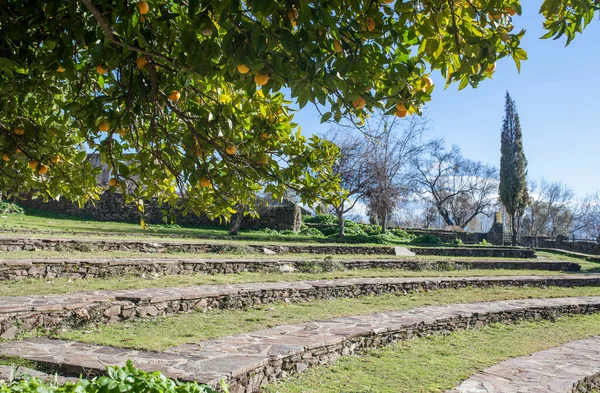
109;178;118;187
13;127;25;136
237;64;249;74
137;1;149;15
16;148;22;154
259;132;270;141
395;108;408;118
168;90;181;101
421;76;433;91
333;39;343;53
37;165;48;175
136;56;147;69
99;121;110;132
287;9;298;21
119;128;127;137
28;160;38;170
352;96;366;109
486;63;497;73
254;73;270;86
50;154;61;164
200;177;211;188
56;65;65;72
365;17;376;32
396;100;407;112
2;153;9;162
96;64;108;74
225;145;237;155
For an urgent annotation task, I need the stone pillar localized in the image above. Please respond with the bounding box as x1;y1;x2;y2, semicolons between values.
487;212;504;246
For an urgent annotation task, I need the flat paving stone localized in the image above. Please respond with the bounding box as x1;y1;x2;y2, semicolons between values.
448;336;600;393
3;296;600;392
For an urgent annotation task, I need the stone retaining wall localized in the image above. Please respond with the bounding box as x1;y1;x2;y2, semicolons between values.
0;258;580;281
0;237;536;258
0;275;597;340
522;236;600;256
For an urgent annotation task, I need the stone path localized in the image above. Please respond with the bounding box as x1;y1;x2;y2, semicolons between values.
2;275;600;339
448;336;600;392
0;257;579;280
3;296;600;392
0;236;536;258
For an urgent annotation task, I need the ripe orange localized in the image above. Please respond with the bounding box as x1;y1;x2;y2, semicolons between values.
333;39;343;53
200;177;211;188
37;165;48;175
365;17;376;32
168;90;181;101
50;154;61;164
396;100;407;112
99;121;110;132
137;1;149;15
15;148;22;154
2;153;9;162
395;108;408;118
352;96;366;110
96;64;108;74
259;132;270;141
486;63;497;73
254;73;270;86
13;127;25;136
237;64;250;74
225;145;237;155
119;128;127;137
136;56;147;69
109;178;118;187
28;160;38;170
56;65;65;72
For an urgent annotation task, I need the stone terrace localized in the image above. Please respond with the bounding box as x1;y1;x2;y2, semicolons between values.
447;336;600;392
0;236;536;258
3;297;600;392
0;257;580;280
2;275;600;339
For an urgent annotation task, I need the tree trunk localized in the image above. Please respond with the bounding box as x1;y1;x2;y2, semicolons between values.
381;214;388;233
229;205;245;236
510;212;518;246
337;208;345;237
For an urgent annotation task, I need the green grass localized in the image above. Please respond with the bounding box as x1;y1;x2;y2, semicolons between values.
263;313;600;393
0;268;575;297
50;286;600;351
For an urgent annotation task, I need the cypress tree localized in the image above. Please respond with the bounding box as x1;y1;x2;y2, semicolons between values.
499;92;529;246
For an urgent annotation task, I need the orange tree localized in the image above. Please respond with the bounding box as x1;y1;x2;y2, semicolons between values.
0;0;596;219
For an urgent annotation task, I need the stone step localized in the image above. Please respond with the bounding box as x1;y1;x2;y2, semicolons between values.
447;336;600;392
3;296;600;392
0;274;598;340
539;248;600;263
0;365;77;385
0;236;537;258
0;257;579;280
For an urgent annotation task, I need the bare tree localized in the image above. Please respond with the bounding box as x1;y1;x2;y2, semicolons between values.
522;179;575;238
323;129;372;237
363;114;431;233
412;141;498;229
570;192;600;240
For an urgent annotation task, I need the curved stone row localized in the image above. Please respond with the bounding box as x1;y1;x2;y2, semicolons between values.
0;236;536;258
3;297;600;392
447;336;600;393
0;274;598;340
0;257;579;281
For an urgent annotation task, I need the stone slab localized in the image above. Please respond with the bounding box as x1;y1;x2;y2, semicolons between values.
394;247;416;256
4;296;600;392
448;336;600;393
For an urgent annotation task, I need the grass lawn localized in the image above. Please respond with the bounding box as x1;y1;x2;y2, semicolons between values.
49;285;600;351
263;313;600;393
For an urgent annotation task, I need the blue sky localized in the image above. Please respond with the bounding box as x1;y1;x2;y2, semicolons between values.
293;3;600;197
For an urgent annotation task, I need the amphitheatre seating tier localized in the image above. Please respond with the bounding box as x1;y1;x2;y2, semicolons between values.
0;274;598;339
0;257;580;280
3;297;600;392
0;236;537;258
448;336;600;392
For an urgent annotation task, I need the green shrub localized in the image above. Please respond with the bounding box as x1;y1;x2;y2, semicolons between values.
0;202;24;215
258;228;280;236
299;227;324;237
342;220;367;236
411;235;442;245
478;239;491;246
0;361;219;393
278;229;297;236
391;229;416;241
450;238;464;246
360;224;382;235
302;214;337;224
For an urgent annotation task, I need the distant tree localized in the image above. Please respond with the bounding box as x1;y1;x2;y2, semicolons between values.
363;115;431;233
499;92;529;245
323;129;371;237
413;141;498;229
522;179;574;238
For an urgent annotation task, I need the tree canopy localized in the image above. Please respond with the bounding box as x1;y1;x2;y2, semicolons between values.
0;0;597;219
